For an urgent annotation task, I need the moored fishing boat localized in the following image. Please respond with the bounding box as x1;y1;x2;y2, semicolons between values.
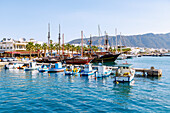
114;63;135;83
81;63;96;76
48;62;65;73
38;64;49;72
65;65;81;75
95;63;112;78
4;63;24;69
24;62;40;71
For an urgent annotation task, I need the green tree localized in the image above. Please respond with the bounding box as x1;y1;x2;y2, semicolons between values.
70;45;75;55
55;43;59;54
66;43;71;54
42;43;47;57
49;40;55;56
35;43;42;57
76;46;81;54
26;42;35;59
93;46;99;53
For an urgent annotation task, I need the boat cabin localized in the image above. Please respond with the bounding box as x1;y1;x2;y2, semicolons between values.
41;65;48;69
84;63;92;72
29;62;37;68
116;64;133;74
98;63;108;74
50;62;62;69
66;65;74;70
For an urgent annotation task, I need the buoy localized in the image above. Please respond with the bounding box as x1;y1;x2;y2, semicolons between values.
116;81;119;84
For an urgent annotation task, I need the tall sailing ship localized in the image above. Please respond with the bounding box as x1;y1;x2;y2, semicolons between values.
90;32;120;63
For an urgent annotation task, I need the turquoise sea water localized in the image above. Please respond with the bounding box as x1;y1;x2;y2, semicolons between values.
0;57;170;112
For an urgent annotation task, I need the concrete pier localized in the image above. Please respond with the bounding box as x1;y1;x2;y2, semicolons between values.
134;67;162;77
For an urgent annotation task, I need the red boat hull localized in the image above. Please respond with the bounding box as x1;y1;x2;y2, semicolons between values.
66;58;93;64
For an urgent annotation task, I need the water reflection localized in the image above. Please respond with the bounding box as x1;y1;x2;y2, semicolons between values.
113;81;135;95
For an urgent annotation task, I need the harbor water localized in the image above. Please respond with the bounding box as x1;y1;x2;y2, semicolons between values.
0;57;170;112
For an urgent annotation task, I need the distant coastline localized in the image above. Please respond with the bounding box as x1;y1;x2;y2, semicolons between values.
68;32;170;49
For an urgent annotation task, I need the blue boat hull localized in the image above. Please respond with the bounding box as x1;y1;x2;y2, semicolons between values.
39;69;48;72
81;72;94;76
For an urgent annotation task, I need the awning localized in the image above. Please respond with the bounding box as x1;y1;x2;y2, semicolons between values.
0;50;5;53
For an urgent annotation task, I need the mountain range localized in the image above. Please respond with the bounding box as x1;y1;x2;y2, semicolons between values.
68;33;170;49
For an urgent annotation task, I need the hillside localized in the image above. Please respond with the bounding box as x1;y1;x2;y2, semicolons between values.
68;33;170;49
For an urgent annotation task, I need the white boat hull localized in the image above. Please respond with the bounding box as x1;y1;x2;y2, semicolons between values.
81;70;96;76
96;70;112;78
24;68;37;71
48;68;65;73
114;75;134;82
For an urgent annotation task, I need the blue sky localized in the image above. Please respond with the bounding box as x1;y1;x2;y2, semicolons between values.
0;0;170;43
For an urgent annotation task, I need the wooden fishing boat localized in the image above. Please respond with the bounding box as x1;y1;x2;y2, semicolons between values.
114;63;135;83
24;62;41;71
81;63;96;76
38;64;49;72
48;62;65;73
4;62;24;69
95;63;112;78
65;65;81;75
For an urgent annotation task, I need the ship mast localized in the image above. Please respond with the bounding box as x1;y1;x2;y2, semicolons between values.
81;31;83;57
105;31;109;51
98;25;103;45
62;33;64;55
90;34;92;54
115;28;118;54
120;32;122;53
58;24;61;55
98;25;101;45
48;23;50;50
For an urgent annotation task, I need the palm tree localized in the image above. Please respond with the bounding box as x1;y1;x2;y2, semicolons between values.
93;46;99;53
49;43;54;56
42;43;47;57
35;43;42;57
71;45;75;55
83;46;87;51
26;42;35;59
66;43;71;54
55;43;59;54
109;46;112;52
49;40;55;56
76;46;81;54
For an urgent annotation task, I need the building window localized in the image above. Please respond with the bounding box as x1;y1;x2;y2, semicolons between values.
7;47;9;49
10;47;12;49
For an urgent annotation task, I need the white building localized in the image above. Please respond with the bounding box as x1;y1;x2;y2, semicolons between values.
0;38;44;53
0;38;27;52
